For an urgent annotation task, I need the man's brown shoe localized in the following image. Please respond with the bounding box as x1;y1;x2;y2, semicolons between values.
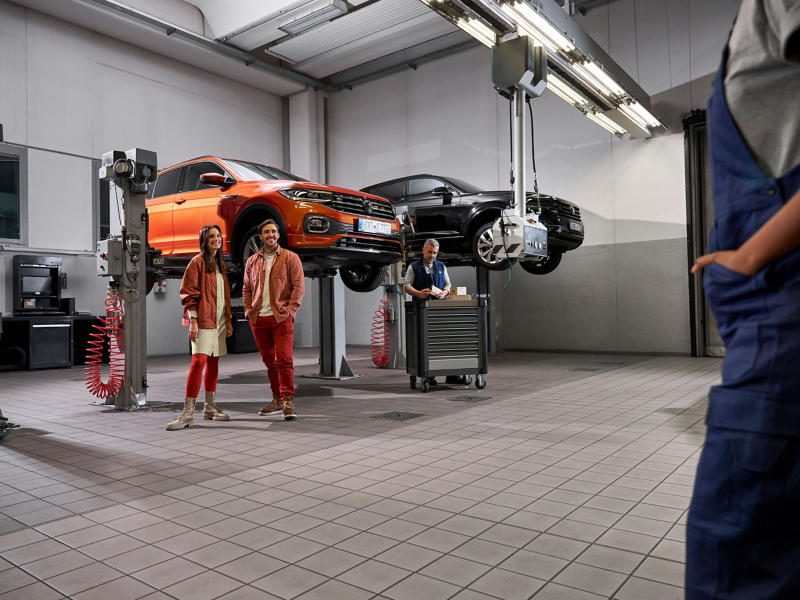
283;398;297;420
259;397;284;416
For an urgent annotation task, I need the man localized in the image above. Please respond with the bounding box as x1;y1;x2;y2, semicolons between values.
242;219;305;420
685;2;800;598
405;238;465;386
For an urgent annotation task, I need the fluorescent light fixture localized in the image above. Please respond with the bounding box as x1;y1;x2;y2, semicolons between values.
457;17;496;47
547;71;588;105
500;1;574;52
587;111;627;135
278;0;346;35
584;62;624;96
572;63;615;98
626;101;662;128
618;104;651;133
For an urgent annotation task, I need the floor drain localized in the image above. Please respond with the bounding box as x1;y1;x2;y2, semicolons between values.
571;368;602;372
449;396;491;403
370;412;424;421
70;378;85;381
149;370;175;375
597;362;627;365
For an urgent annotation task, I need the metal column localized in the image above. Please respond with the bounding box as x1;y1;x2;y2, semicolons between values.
385;262;406;369
512;88;527;218
303;274;360;380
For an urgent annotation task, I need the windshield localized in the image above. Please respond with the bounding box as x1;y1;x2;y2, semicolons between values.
224;159;307;182
441;177;484;194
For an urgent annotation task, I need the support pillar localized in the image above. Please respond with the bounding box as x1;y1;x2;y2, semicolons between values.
302;274;360;380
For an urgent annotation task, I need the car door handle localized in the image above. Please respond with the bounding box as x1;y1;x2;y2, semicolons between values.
175;199;186;205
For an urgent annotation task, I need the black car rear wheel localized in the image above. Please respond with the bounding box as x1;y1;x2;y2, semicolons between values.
472;222;513;271
340;264;386;293
519;250;563;275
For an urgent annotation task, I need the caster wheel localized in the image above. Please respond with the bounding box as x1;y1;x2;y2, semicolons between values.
464;375;473;386
422;380;430;393
475;375;486;389
410;376;416;390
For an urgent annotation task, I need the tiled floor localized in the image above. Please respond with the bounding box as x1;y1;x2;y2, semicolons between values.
0;347;721;599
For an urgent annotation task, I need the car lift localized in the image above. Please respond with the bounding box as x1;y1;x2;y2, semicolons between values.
95;148;160;410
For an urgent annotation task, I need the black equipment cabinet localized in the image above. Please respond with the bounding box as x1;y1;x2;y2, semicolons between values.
0;316;73;370
226;308;258;354
13;255;63;316
406;299;488;392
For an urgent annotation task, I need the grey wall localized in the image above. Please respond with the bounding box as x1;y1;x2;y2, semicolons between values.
0;0;283;356
328;0;741;354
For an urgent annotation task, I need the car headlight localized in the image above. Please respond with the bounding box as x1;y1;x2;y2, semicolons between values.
279;188;333;202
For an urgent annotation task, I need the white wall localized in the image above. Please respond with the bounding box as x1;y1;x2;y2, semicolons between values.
0;0;283;356
329;0;741;354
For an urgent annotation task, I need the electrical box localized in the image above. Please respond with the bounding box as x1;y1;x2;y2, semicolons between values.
522;219;548;258
97;239;123;277
154;281;167;293
492;36;547;98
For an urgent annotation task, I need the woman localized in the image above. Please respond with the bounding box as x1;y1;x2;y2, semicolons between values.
167;225;233;431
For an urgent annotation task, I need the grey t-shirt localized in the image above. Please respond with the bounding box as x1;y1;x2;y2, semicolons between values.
725;0;800;178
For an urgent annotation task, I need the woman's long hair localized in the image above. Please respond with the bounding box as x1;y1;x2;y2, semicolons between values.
199;225;226;273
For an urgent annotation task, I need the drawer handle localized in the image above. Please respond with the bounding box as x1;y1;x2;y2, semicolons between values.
32;324;70;328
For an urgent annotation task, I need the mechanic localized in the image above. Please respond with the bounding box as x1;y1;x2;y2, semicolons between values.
405;238;465;386
169;224;232;431
243;219;305;420
685;2;800;598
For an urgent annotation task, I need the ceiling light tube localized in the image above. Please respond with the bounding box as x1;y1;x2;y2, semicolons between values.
572;63;613;98
626;101;662;128
618;104;651;133
548;84;578;106
457;18;495;47
500;6;556;52
548;72;588;105
584;62;624;96
586;112;620;134
512;1;574;51
593;112;626;134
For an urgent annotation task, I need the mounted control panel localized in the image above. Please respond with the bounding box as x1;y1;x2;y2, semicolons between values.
97;238;123;277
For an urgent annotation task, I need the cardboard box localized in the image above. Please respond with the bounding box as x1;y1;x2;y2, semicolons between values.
448;294;473;301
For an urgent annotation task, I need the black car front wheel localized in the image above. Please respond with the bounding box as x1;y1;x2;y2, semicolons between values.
472;222;513;271
518;249;563;275
340;264;386;293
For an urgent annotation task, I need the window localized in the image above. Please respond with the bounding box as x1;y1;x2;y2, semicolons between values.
181;162;226;192
151;167;183;198
0;144;26;243
442;177;482;194
0;154;19;240
224;159;306;182
407;178;448;202
368;181;405;204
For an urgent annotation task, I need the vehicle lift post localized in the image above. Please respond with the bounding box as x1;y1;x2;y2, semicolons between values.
302;273;361;380
97;149;158;410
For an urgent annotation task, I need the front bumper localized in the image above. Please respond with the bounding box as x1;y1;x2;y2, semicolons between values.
292;234;403;271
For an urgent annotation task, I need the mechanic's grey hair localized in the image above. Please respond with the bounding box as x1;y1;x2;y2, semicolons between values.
423;238;440;249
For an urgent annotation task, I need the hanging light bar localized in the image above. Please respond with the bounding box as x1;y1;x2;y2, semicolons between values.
618;104;651;133
500;1;574;52
625;100;663;128
587;111;626;135
456;17;496;47
547;71;588;105
583;62;625;96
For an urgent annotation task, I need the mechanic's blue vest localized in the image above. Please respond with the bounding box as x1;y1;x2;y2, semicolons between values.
410;259;446;301
703;43;800;435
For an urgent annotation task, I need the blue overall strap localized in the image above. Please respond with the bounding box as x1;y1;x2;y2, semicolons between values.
703;41;800;435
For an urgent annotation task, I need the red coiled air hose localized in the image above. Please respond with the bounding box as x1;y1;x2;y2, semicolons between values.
84;295;125;399
371;298;391;368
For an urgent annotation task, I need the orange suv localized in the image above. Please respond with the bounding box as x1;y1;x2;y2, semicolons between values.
146;156;402;292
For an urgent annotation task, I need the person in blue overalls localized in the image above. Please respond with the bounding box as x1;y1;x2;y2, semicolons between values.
686;2;800;598
405;238;463;386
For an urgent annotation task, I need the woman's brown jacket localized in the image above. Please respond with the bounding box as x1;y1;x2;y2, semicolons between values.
180;254;232;331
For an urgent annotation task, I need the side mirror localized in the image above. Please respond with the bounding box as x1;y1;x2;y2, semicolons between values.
200;173;235;188
432;186;453;205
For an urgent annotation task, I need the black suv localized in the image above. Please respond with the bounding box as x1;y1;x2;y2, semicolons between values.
361;175;584;273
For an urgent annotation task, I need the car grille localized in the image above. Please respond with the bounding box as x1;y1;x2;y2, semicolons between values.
333;236;402;254
530;197;581;220
330;194;395;220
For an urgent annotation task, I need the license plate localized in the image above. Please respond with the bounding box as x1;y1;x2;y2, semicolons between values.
358;218;391;235
569;221;584;232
